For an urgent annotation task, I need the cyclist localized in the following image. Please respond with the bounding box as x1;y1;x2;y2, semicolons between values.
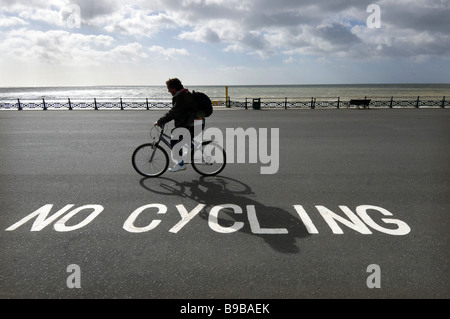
154;78;205;172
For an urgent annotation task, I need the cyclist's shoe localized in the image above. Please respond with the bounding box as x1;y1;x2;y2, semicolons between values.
169;163;186;172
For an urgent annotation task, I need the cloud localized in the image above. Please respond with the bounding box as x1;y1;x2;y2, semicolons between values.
148;45;189;60
0;28;149;66
134;0;449;62
0;14;28;28
179;27;220;43
2;0;449;62
378;0;450;34
0;0;449;86
90;5;178;37
71;0;120;20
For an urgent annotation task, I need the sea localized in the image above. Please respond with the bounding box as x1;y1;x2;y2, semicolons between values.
0;84;449;102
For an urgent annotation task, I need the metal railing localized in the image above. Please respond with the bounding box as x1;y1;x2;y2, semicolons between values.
0;96;448;110
235;96;449;109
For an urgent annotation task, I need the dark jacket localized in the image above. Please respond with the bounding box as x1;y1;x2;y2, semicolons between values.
157;89;198;128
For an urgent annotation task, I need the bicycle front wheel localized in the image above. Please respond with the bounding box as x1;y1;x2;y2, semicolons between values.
191;141;226;176
132;144;169;177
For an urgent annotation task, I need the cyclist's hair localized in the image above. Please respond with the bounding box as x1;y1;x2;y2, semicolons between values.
166;78;184;91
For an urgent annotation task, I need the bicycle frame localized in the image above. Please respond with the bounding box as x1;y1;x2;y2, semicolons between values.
132;123;226;177
152;124;212;155
152;125;172;149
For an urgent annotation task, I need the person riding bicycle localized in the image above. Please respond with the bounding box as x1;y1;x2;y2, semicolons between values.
154;78;205;172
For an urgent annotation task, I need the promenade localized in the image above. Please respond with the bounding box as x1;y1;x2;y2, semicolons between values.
0;108;448;300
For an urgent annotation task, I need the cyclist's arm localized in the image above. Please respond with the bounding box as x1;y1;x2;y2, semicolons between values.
156;95;190;127
156;107;178;126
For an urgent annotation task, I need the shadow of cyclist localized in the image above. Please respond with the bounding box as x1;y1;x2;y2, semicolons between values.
139;175;310;254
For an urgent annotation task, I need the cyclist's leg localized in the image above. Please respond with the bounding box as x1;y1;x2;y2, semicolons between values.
191;119;205;139
170;127;191;169
190;119;206;152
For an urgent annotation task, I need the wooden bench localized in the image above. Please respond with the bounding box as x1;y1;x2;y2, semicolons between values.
348;99;371;109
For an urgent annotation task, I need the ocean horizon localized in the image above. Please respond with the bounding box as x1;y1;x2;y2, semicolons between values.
0;83;449;102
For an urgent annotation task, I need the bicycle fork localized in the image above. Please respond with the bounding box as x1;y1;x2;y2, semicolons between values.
149;142;158;163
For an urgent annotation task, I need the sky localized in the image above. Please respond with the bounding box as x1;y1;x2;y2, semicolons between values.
0;0;449;86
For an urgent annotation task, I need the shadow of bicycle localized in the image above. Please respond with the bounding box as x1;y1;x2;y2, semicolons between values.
139;175;310;254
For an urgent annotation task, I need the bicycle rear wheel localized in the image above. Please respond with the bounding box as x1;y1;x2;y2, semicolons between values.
191;141;226;176
132;143;169;177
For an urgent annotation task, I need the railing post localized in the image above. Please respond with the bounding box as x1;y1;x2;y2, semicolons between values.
68;98;72;110
245;98;248;110
416;96;420;108
17;99;22;111
284;97;287;110
225;86;230;108
389;96;393;108
120;98;124;110
310;97;315;109
146;98;149;110
94;98;98;110
337;97;340;109
43;98;47;111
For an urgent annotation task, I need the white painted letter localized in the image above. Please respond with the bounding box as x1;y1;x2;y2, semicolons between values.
293;205;319;234
247;205;287;234
209;204;244;233
316;205;372;234
6;204;74;231
169;204;205;233
123;204;167;233
54;205;104;232
356;205;411;235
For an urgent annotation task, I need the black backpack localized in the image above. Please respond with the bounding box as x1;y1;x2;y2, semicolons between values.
192;91;213;117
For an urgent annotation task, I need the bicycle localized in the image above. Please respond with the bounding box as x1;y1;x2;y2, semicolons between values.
132;124;226;177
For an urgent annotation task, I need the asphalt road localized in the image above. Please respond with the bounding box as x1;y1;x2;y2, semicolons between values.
0;108;449;300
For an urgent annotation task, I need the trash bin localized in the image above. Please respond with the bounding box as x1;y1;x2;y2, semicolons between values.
252;98;261;110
